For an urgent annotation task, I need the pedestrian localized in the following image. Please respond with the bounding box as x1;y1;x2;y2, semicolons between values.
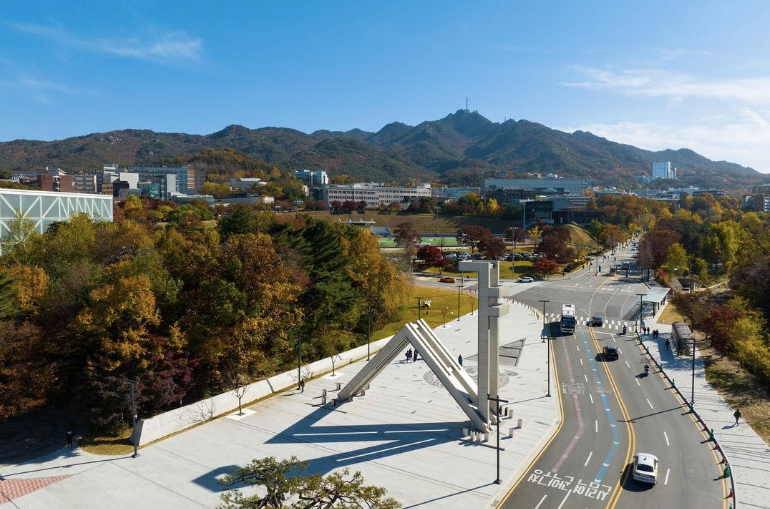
406;349;412;362
458;354;463;366
665;339;670;350
299;378;305;393
734;408;742;425
413;349;419;362
65;430;73;448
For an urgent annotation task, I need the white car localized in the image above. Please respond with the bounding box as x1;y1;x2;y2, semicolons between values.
632;453;659;484
517;277;534;283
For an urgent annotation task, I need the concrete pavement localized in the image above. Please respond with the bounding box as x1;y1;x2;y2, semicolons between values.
0;291;560;509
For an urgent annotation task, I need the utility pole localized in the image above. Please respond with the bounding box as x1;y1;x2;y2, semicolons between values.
457;274;464;321
367;306;371;361
416;296;424;321
129;379;138;458
488;394;509;484
539;300;551;397
297;334;303;390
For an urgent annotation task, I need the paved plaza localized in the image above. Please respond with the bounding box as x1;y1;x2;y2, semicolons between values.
0;287;559;509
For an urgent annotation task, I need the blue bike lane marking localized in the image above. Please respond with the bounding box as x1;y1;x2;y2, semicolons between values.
580;329;620;483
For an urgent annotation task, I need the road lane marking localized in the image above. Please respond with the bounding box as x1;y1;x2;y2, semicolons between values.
625;361;630;368
534;494;547;509
664;431;670;446
589;393;593;404
556;490;571;509
585;451;593;466
552;340;585;473
618;348;622;354
595;420;598;432
635;379;640;386
580;358;583;366
665;468;670;485
647;398;654;409
584;374;588;382
576;344;579;351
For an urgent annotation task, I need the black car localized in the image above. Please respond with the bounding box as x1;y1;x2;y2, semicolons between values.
590;315;604;327
603;344;619;360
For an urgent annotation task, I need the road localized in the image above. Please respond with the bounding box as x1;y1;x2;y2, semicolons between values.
499;244;727;509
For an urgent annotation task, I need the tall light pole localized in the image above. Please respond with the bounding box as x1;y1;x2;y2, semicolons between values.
366;305;372;361
297;334;303;390
636;293;646;334
488;393;509;484
457;274;464;321
129;379;138;458
416;296;424;321
539;299;551;397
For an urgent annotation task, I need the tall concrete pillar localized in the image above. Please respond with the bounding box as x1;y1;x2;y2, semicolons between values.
459;260;509;426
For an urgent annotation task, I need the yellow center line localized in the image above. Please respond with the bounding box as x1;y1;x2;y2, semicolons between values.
589;325;635;509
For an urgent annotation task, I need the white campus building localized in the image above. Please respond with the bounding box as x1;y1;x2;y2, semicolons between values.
322;183;432;208
0;189;113;240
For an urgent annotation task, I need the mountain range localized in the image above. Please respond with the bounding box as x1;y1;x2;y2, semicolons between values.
0;110;763;192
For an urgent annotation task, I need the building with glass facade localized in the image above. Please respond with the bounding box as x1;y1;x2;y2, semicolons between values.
0;189;113;239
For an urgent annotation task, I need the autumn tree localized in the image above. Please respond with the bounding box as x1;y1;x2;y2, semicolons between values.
0;322;55;419
417;244;443;268
478;235;507;260
533;258;560;278
393;221;422;268
457;225;491;255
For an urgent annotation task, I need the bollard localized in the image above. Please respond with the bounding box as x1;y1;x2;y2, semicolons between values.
336;382;342;391
708;428;715;442
723;464;731;478
322;388;327;397
507;407;514;418
366;384;370;390
508;428;514;438
517;418;523;428
322;395;327;405
463;428;469;438
359;390;366;397
484;432;489;443
688;402;694;413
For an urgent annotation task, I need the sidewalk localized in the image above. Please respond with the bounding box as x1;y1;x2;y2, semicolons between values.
1;296;560;509
641;313;770;509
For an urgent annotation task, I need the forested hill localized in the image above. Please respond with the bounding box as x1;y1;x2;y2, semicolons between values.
0;110;764;192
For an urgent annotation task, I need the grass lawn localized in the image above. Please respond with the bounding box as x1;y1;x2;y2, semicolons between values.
702;342;770;444
370;286;477;341
80;429;135;455
656;304;686;324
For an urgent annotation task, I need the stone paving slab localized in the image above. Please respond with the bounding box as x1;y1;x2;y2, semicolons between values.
0;296;559;509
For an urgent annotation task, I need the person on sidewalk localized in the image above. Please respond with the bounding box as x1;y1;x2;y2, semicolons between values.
413;349;419;362
299;379;305;393
734;408;742;425
65;430;74;448
458;354;463;366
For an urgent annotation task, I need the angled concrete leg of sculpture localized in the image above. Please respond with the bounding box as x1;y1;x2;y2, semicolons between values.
338;319;488;431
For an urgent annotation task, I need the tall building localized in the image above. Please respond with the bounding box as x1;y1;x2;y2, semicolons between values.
294;169;328;187
652;161;676;179
69;173;98;194
127;166;205;194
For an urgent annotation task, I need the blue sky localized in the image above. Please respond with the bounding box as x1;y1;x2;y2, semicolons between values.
2;1;770;172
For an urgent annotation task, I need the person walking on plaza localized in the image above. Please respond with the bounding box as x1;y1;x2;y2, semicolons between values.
413;349;419;362
299;378;305;393
734;408;742;425
406;349;412;362
458;354;463;366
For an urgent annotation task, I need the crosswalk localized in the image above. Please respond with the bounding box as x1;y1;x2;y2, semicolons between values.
545;313;631;331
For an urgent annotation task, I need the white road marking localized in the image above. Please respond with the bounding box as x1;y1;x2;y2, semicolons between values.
647;398;654;409
664;431;670;446
618;348;622;354
557;490;571;509
635;379;640;386
612;335;616;342
665;468;670;485
534;494;547;509
584;374;588;382
576;344;580;352
585;451;593;466
580;358;584;366
589;393;594;404
595;420;598;432
625;361;630;368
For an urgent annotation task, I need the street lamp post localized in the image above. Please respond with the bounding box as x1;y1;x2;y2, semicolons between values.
297;334;303;390
539;299;551;397
416;296;424;321
129;379;138;458
636;293;646;334
488;393;509;484
366;305;372;361
691;321;696;405
457;274;464;321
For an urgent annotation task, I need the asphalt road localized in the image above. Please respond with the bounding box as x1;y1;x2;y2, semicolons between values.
500;244;727;509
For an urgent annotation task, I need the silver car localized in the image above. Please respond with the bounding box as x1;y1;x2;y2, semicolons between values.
632;453;659;485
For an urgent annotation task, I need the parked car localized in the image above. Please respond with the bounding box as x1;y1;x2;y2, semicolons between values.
590;314;604;327
602;344;619;360
517;276;534;283
439;276;456;283
632;453;659;484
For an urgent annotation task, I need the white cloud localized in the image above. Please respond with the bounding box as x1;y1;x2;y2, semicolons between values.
559;109;770;173
562;66;770;103
656;47;711;61
13;22;202;63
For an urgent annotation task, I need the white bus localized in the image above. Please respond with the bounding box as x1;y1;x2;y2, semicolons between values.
561;303;576;335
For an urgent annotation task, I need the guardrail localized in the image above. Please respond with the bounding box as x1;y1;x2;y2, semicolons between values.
635;332;737;508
